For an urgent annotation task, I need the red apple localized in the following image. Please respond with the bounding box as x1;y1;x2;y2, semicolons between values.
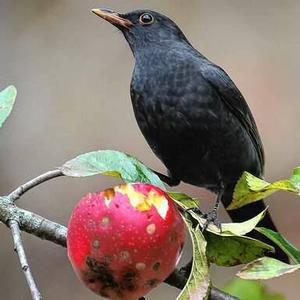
67;183;185;300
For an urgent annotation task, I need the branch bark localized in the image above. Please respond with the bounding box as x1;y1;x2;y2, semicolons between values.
165;268;239;300
0;196;67;247
210;288;240;300
8;219;41;300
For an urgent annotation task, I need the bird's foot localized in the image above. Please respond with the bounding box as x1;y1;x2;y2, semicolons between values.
184;207;221;232
201;183;224;232
201;209;221;232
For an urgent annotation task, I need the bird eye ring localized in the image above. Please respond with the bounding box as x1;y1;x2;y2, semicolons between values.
139;13;154;25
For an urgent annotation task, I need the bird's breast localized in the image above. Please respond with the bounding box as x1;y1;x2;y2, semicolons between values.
130;57;259;187
131;61;222;136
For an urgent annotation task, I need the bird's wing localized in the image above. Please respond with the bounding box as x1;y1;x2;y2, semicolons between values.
201;63;265;170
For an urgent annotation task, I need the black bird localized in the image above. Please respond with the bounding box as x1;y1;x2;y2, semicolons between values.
92;8;288;262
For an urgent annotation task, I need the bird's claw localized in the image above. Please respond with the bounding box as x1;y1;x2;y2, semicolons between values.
201;209;221;232
184;207;222;232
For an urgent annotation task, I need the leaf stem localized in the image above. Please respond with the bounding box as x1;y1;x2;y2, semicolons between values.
8;169;64;202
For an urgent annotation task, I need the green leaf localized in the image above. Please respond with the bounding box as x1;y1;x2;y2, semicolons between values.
228;169;300;210
61;150;165;190
168;192;199;210
170;194;272;266
289;167;300;190
168;192;221;234
237;257;300;280
215;208;267;237
224;278;284;300
0;85;17;128
181;204;266;237
170;195;272;266
256;227;300;264
177;223;210;300
206;233;273;266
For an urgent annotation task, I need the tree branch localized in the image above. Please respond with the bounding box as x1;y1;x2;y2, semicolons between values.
8;219;41;300
165;267;239;300
1;169;63;300
210;288;240;300
0;197;67;247
8;169;64;202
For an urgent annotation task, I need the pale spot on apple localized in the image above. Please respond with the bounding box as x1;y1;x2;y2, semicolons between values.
100;216;110;225
146;223;156;235
135;262;146;271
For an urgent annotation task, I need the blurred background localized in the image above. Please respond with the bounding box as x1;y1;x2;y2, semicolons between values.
0;0;300;299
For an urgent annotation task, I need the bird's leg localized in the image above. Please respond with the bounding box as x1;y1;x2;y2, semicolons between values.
202;184;224;232
151;170;180;187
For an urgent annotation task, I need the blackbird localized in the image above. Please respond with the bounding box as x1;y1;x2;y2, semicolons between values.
92;8;288;262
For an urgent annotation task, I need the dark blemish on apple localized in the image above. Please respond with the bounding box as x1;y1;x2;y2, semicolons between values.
85;257;138;296
121;270;138;291
146;278;159;287
152;262;160;271
104;255;113;264
103;188;115;200
92;239;100;249
169;231;177;242
86;257;117;288
120;251;130;261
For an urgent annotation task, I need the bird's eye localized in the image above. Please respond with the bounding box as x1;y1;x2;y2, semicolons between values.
139;13;154;25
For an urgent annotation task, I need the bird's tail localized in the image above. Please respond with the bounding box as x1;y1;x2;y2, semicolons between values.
221;187;289;263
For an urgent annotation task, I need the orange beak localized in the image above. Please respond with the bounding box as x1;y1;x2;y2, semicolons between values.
91;8;133;29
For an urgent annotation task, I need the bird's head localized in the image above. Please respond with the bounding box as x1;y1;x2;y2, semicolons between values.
91;8;191;54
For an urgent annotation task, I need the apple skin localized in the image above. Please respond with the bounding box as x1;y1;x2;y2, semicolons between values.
67;183;185;300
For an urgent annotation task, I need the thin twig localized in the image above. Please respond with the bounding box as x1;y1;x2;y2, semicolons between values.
8;169;64;202
210;288;239;300
8;219;41;300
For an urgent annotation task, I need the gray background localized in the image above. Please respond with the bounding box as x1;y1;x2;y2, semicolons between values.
0;0;299;299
